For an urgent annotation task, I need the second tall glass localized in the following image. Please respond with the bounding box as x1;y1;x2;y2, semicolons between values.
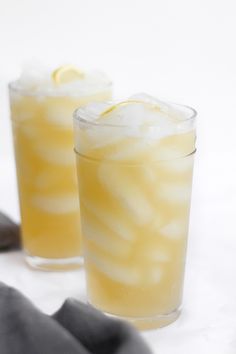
9;66;112;270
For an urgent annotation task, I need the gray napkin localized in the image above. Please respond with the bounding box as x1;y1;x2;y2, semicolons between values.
0;282;151;354
0;211;152;354
0;212;20;250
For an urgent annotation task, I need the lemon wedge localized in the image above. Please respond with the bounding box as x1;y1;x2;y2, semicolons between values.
100;99;159;118
100;100;144;117
52;65;85;85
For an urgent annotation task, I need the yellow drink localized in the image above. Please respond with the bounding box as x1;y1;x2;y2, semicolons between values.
74;97;196;328
9;66;112;270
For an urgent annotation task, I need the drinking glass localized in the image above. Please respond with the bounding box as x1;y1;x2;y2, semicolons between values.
9;73;112;270
74;98;196;329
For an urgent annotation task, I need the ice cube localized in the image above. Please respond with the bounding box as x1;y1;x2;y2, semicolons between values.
75;102;124;150
101;99;167;128
95;94;193;141
35;145;75;165
107;138;152;160
86;126;124;149
160;219;188;240
142;165;158;183
13;65;111;96
34;170;77;189
86;250;140;285
149;214;166;232
10;98;40;123
131;94;190;123
81;199;135;241
31;194;79;214
130;93;169;112
82;222;130;257
102;213;135;241
78;101;110;121
147;267;163;284
75;94;194;154
158;182;192;204
60;70;111;95
14;111;35;123
46;105;73;127
147;248;170;262
161;155;194;174
21;125;38;138
17;63;51;91
156;144;187;160
99;164;156;225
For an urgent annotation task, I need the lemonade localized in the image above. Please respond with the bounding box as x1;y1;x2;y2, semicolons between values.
74;95;196;328
9;65;112;270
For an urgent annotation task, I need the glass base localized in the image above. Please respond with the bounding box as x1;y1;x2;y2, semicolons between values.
25;253;83;271
90;304;181;330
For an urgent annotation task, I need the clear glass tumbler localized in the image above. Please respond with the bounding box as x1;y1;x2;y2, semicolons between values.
9;72;112;270
74;98;196;329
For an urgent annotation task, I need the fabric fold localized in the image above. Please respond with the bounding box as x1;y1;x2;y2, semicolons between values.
0;282;151;354
0;212;20;251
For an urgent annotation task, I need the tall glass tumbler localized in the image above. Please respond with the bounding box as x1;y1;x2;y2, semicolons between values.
74;97;196;329
9;67;112;270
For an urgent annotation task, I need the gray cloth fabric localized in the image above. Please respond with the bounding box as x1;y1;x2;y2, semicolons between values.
0;282;151;354
0;212;20;251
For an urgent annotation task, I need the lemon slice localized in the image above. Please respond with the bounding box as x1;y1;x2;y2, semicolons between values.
52;65;85;85
100;99;159;118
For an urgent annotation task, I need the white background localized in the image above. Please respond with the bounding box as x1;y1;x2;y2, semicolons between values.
0;0;236;353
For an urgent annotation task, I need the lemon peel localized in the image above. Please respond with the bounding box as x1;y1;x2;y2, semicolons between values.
52;65;85;85
100;99;160;118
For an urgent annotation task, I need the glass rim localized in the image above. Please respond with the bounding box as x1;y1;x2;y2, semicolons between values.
8;80;112;98
73;100;197;129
